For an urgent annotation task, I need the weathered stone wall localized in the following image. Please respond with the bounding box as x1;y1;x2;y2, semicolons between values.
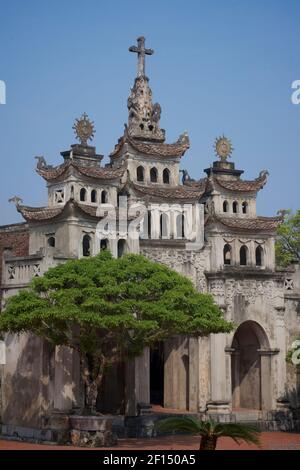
0;223;29;301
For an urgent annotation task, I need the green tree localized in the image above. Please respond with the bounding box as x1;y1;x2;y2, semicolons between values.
156;417;261;450
0;252;232;413
276;210;300;267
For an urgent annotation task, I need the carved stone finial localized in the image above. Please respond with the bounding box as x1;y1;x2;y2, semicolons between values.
9;196;23;207
258;169;269;180
214;135;234;161
129;36;154;78
180;169;195;184
73;113;95;146
127;37;165;142
277;209;290;219
35;155;47;169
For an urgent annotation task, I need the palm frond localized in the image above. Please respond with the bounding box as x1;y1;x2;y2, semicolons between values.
155;416;202;434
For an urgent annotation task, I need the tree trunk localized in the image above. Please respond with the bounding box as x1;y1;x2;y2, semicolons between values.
80;355;104;415
199;435;218;450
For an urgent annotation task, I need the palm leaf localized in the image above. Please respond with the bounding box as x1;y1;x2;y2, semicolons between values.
155;416;202;434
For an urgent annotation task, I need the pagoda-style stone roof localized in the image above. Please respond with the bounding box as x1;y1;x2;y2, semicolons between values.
110;130;190;159
206;214;281;233
16;200;137;222
131;181;204;202
213;171;268;193
36;160;126;183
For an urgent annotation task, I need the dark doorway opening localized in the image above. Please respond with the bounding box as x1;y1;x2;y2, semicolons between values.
150;342;164;406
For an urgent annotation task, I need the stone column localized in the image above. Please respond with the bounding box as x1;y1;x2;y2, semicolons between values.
207;333;230;414
54;346;79;411
125;347;150;416
188;337;199;412
275;308;288;407
164;336;189;410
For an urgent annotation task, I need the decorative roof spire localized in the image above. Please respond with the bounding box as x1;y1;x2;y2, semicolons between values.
214;135;234;162
73;113;95;147
129;36;154;78
127;37;165;142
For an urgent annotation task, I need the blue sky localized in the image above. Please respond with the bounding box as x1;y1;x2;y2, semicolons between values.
0;0;299;224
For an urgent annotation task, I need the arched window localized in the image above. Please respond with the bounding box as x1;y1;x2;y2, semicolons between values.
82;234;91;257
242;201;248;214
91;189;97;203
160;213;169;238
48;236;55;248
137;166;144;182
70;185;74;199
100;239;108;251
101;190;108;204
223;244;232;265
150;167;158;183
255;245;264;267
80;188;87;202
240;245;248;266
118;239;126;258
223;201;229;213
176;213;185;239
233;201;238;213
163;168;170;184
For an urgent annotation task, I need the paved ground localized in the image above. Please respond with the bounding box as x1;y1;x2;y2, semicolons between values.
1;432;300;450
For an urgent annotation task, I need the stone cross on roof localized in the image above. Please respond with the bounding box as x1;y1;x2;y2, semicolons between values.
129;36;154;78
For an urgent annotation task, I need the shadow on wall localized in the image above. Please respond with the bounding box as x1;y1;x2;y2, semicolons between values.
2;334;55;428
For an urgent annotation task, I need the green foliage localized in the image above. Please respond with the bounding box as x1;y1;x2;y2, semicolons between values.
276;210;300;267
0;252;232;408
156;416;261;448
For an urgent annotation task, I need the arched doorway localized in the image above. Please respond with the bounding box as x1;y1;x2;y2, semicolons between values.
231;321;271;410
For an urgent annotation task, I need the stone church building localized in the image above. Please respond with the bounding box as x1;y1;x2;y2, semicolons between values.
0;37;299;439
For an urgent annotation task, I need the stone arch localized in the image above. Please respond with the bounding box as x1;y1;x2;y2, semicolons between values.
117;239;126;258
255;245;264;267
160;212;169;239
223;200;229;213
91;189;97;203
80;188;87;202
82;234;92;257
176;213;185;239
242;201;248;214
233;200;239;213
239;245;248;265
231;320;271;410
223;243;232;265
150;167;158;183
163;168;170;184
101;190;108;204
137;166;145;182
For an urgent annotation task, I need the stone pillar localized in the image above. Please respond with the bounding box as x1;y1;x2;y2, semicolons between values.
207;333;230;414
198;336;210;412
54;346;79;411
125;347;150;416
188;337;199;412
259;351;273;410
164;336;189;410
275;309;288;407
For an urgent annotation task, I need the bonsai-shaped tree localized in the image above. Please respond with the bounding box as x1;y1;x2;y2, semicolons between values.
156;417;261;450
0;251;232;413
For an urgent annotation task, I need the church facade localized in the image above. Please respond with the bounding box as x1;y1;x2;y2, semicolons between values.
0;37;299;439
